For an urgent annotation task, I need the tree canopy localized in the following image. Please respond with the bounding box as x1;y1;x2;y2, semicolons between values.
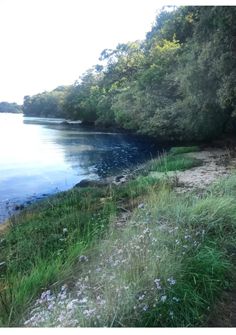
23;86;70;118
22;6;236;142
0;101;22;113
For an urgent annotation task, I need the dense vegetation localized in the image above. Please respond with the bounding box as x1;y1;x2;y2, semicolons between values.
23;86;70;118
23;6;236;141
0;102;22;113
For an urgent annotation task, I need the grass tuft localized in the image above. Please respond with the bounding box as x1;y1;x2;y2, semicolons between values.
147;154;201;173
169;146;200;156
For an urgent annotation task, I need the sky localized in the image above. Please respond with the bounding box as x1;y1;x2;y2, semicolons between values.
0;0;235;104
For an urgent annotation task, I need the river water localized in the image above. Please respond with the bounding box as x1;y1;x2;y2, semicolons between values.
0;113;164;223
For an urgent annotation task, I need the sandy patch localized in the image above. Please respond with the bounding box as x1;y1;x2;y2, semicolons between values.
174;148;236;192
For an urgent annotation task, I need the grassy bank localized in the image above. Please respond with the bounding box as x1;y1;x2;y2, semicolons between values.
1;146;235;327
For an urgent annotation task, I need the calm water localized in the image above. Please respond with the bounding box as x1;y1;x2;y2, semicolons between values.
0;113;164;222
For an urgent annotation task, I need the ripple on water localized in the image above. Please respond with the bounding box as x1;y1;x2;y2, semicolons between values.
0;114;165;224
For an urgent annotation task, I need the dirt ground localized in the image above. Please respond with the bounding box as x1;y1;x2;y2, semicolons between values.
175;148;236;192
176;147;236;327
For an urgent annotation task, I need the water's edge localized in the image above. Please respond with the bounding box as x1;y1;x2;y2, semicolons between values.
0;114;167;224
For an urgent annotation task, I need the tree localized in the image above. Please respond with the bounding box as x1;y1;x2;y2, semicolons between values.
23;86;70;118
22;6;236;142
0;102;22;113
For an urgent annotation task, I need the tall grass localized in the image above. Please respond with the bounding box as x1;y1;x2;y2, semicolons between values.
0;187;117;325
22;175;236;327
0;172;165;325
0;151;203;326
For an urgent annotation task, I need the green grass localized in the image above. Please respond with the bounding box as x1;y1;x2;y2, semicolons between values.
1;154;235;327
147;154;202;173
169;146;200;155
0;172;163;325
0;187;118;325
20;177;236;327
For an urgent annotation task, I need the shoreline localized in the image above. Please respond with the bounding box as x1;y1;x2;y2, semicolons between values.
1;142;233;227
1;144;236;327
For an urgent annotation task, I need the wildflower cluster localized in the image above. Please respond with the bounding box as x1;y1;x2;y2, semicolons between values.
23;200;206;327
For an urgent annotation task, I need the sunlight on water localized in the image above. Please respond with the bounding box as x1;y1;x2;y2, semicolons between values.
0;114;66;174
0;113;162;222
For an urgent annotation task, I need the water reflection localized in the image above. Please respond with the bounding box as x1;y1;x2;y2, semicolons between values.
0;114;164;222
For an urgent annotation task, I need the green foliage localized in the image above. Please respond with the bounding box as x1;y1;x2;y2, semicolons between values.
22;7;236;141
62;69;102;122
23;86;70;118
0;102;22;113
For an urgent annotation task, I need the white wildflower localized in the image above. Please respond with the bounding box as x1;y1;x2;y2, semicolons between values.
142;304;148;311
78;297;88;304
112;259;120;267
167;277;176;286
154;278;162;290
185;234;191;240
138;294;145;301
71;299;79;304
66;301;75;311
138;203;145;209
99;299;106;306
61;284;67;292
83;308;96;318
160;295;167;303
40;290;51;301
143;227;150;234
79;255;88;262
48;302;55;310
172;297;180;302
58;292;67;300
